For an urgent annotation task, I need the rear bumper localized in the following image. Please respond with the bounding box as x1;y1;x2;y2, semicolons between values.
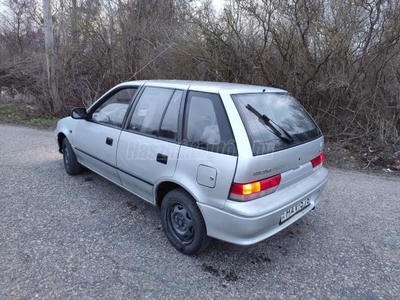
198;167;328;245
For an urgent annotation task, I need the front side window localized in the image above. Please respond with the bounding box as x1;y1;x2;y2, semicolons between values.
232;92;321;155
184;91;237;155
92;88;137;127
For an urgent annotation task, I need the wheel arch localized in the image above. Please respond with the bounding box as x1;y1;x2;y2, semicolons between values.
155;181;196;208
57;132;66;153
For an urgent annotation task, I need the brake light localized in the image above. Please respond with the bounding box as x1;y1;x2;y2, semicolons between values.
311;153;324;168
229;174;281;201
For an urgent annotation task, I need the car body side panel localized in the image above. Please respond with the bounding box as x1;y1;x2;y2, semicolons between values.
173;146;238;209
116;131;180;203
118;171;154;204
55;117;78;152
73;120;122;184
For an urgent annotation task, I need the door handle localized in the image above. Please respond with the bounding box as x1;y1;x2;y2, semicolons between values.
106;137;113;146
156;153;168;165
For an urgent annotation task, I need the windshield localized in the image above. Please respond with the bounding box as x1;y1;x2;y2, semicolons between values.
232;92;321;155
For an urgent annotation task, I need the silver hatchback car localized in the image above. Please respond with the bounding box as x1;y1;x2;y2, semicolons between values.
55;80;328;254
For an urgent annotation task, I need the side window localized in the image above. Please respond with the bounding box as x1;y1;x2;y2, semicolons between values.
186;95;220;143
184;91;237;155
159;90;183;140
128;87;177;138
92;88;137;127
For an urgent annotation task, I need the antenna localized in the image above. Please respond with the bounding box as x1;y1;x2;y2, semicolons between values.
126;43;176;81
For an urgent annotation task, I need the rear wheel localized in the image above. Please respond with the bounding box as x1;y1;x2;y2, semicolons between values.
62;138;82;175
161;188;209;254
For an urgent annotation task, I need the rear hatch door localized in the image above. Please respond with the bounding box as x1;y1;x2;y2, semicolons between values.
231;92;324;185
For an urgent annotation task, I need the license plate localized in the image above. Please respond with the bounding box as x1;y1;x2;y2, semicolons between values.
280;198;310;224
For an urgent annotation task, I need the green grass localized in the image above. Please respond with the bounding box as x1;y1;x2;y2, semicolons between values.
0;103;22;122
28;117;58;127
0;102;57;128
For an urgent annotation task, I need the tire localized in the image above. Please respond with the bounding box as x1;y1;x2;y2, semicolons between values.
62;138;82;175
161;188;210;255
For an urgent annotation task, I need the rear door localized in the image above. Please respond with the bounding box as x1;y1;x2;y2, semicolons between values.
74;87;138;184
116;87;183;203
174;91;238;209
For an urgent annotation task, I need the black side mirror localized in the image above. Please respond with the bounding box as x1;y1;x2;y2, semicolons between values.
70;107;87;119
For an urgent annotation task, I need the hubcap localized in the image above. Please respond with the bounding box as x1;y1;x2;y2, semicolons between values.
169;203;194;243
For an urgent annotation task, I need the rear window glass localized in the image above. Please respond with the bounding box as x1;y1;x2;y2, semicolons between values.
232;92;321;155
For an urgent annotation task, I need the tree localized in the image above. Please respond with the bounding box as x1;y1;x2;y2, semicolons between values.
43;0;58;111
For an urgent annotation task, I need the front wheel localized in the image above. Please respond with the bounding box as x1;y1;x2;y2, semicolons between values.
62;138;82;175
160;189;210;255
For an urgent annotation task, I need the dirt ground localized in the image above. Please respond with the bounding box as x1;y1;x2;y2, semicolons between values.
324;141;400;176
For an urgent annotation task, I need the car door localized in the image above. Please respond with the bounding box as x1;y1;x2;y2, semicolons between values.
174;91;238;209
117;87;183;203
74;87;138;184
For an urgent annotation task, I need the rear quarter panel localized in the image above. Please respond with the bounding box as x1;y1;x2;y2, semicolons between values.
172;146;238;209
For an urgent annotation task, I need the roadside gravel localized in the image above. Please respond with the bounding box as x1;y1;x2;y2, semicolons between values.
0;124;399;299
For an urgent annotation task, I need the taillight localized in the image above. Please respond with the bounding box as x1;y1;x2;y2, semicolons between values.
229;174;281;201
311;153;324;168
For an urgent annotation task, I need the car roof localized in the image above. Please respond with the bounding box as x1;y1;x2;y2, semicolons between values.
116;80;286;94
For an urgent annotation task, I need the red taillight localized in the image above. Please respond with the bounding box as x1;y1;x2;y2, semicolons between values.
229;174;281;201
311;153;325;168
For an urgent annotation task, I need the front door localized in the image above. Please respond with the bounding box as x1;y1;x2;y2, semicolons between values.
74;87;138;184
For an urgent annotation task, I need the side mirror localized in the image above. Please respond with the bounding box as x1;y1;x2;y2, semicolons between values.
70;107;87;119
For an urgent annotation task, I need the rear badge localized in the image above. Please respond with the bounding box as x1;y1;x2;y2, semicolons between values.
253;169;272;176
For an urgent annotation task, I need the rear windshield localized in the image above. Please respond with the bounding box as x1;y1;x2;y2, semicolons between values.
232;92;322;156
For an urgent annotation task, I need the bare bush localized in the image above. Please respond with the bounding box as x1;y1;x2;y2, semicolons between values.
0;0;399;148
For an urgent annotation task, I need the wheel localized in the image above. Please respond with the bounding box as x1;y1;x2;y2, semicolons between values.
62;138;82;175
160;188;210;254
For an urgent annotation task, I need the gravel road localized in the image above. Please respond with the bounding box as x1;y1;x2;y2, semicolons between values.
0;124;399;299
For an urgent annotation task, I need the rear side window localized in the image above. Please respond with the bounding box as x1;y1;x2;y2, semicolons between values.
128;87;182;140
184;91;237;156
232;92;321;155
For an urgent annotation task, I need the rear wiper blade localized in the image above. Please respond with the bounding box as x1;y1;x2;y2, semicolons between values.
246;104;294;144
